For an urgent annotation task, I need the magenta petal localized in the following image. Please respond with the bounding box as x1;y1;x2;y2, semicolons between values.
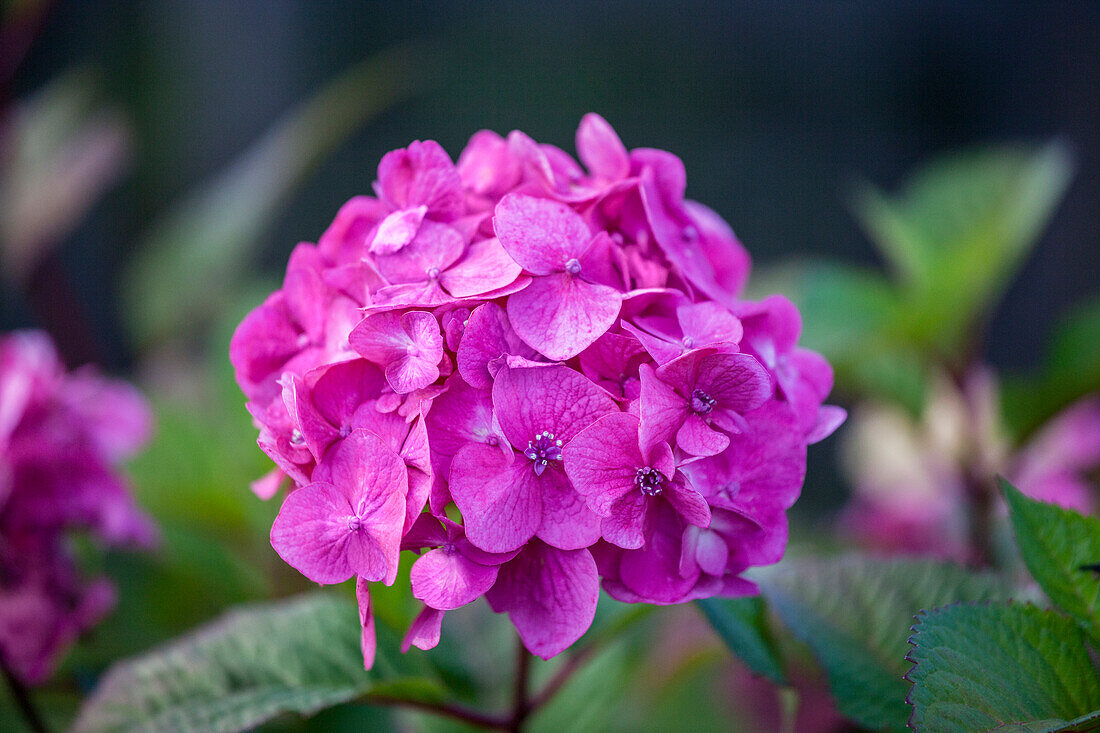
507;274;621;361
449;444;541;553
375;221;465;285
563;412;644;515
440;238;521;298
327;430;409;503
638;363;688;453
494;194;592;274
664;478;712;528
402;606;445;653
676;413;729;457
386;355;440;395
619;505;697;603
411;548;499;610
457;302;538;389
576;113;630;181
369;205;427;255
269;481;357;585
356;578;377;669
600;491;649;549
492;364;618;449
425;375;504;456
376;140;464;219
698;352;772;414
534;470;602;550
485;542;599;659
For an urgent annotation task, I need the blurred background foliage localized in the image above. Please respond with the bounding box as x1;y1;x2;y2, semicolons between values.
2;2;1099;731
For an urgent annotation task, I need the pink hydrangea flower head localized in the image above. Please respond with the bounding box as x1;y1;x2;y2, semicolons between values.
0;331;154;684
231;115;842;667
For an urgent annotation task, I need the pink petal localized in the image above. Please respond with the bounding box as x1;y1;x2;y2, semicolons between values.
425;375;504;456
402;606;445;653
349;312;408;364
440;238;521;297
492;364;618;450
600;490;649;549
251;469;285;500
576;113;630;181
269;481;357;584
563;412;645;516
386;355;440;395
493;194;592;275
676;413;729;457
376;140;464;220
374;220;465;284
637;363;688;454
457;302;537;389
534;469;603;550
369;205;427;255
411;548;499;610
618;504;697;603
449;444;541;553
807;405;847;444
506;273;621;361
326;430;409;503
676;301;743;348
698;352;773;414
485;542;599;659
664;478;712;528
356;577;377;669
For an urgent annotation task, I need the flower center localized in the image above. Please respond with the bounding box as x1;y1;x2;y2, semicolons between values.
347;516;362;532
682;336;696;349
681;224;698;242
565;258;582;275
634;467;665;496
290;429;305;446
426;266;441;280
524;430;563;476
691;389;716;415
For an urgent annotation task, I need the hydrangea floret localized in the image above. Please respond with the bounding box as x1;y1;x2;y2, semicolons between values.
0;331;155;684
231;115;843;664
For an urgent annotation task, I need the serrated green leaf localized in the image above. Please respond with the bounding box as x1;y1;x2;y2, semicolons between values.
696;597;787;685
907;603;1100;732
758;555;1012;732
1002;479;1100;642
73;592;442;733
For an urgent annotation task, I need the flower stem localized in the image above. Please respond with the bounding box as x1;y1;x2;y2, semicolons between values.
509;635;531;731
358;693;512;730
0;654;49;733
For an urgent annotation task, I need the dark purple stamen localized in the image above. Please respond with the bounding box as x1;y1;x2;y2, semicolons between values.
691;388;716;415
634;466;665;496
524;430;563;476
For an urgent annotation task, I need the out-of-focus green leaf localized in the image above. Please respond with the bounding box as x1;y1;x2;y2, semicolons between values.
696;597;786;685
1003;294;1100;440
907;603;1100;732
1002;479;1100;642
123;43;429;348
758;555;1012;733
73;593;444;733
854;143;1074;362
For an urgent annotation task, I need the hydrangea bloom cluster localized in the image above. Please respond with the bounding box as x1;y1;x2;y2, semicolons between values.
0;331;155;684
231;115;843;664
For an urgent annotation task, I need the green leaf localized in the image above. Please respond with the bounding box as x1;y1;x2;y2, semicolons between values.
853;143;1073;360
1003;295;1100;440
696;597;787;685
1002;479;1100;642
73;592;442;733
123;43;429;348
907;602;1100;732
757;555;1012;732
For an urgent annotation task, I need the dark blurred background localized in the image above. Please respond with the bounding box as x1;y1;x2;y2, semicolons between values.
5;1;1098;371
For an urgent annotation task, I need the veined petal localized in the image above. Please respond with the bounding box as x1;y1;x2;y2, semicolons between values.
506;274;621;361
449;444;541;553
